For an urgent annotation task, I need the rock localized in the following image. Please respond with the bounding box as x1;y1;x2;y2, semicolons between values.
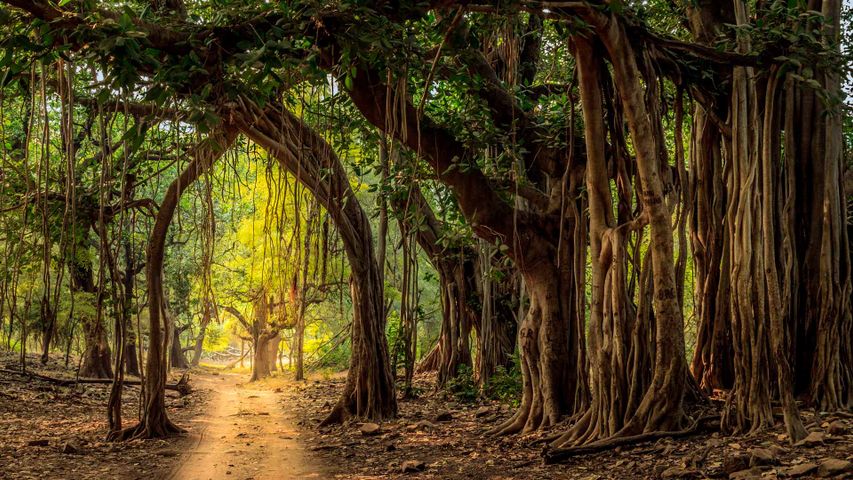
723;454;751;474
401;460;426;473
728;467;763;480
475;406;491;418
794;431;825;446
784;463;818;477
434;411;453;422
748;447;777;466
61;442;81;455
407;420;436;432
817;458;852;477
769;445;786;458
826;421;847;436
26;439;49;447
661;466;698;478
683;449;708;469
385;443;396;452
360;423;381;436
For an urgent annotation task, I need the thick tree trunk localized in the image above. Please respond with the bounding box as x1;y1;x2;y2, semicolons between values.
793;0;852;411
122;241;140;377
555;43;643;446
80;318;113;378
170;325;189;370
237;102;396;423
267;332;280;373
492;235;587;435
70;250;113;379
586;12;688;437
684;0;736;396
124;331;140;377
679;0;849;431
716;1;807;441
434;258;475;387
117;126;238;440
251;335;273;381
688;109;733;393
190;304;212;367
249;290;275;382
474;243;518;388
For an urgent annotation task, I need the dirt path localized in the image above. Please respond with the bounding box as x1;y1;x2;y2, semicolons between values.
169;372;326;480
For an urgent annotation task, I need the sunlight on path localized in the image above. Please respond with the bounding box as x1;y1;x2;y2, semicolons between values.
169;372;324;480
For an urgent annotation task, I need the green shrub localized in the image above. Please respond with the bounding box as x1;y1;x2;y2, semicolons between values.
446;364;478;403
484;354;522;407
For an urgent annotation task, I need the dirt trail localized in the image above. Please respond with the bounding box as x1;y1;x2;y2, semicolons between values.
169;372;326;480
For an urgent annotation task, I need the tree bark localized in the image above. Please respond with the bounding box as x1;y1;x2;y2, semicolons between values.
117;126;238;440
474;242;518;388
554;41;642;445
580;11;689;437
190;302;212;367
795;0;852;412
69;247;113;379
345;66;588;433
249;290;275;382
684;0;736;394
235;101;396;423
170;324;189;370
122;242;141;377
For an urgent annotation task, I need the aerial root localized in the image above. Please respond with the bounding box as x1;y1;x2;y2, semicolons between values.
541;415;720;465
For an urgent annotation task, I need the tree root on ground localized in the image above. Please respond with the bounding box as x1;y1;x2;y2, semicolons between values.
1;368;192;396
319;401;349;427
110;417;187;442
542;415;720;464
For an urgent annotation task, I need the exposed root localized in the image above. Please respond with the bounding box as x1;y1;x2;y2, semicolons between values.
415;343;440;374
0;368;192;396
109;417;186;442
319;400;349;427
489;404;529;436
542;415;719;464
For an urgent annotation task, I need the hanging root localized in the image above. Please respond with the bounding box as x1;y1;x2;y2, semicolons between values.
415;343;440;373
542;415;719;464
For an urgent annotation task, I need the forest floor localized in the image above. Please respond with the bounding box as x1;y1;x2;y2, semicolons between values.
1;355;851;479
289;373;853;479
0;351;202;479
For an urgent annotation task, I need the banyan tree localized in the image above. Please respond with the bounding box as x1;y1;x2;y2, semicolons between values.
0;0;849;462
